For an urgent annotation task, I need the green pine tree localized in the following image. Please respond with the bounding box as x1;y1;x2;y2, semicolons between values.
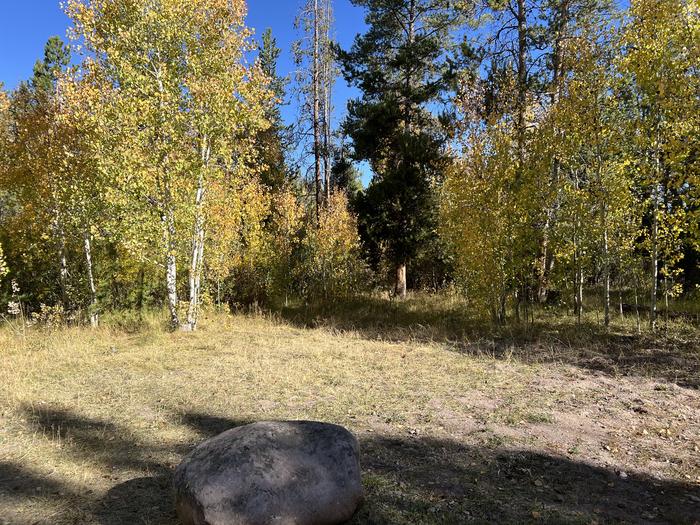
257;28;290;190
338;0;468;298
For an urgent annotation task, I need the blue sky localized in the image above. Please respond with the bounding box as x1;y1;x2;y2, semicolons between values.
0;0;368;178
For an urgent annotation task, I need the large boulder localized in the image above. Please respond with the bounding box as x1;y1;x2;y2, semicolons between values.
173;420;364;525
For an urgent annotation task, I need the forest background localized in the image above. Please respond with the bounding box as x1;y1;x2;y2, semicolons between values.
0;0;698;334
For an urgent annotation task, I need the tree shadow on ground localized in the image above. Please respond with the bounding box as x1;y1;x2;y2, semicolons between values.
275;296;700;389
355;434;700;524
2;406;251;525
5;408;699;524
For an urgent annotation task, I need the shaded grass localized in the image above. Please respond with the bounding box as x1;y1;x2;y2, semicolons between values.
1;302;699;524
278;293;700;388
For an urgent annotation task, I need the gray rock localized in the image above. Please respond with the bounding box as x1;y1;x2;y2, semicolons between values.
174;420;364;525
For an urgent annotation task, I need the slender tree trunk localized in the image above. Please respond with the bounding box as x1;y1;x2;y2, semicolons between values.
649;124;662;331
155;69;179;330
516;0;527;176
618;255;624;320
574;267;579;321
619;285;624;320
394;1;415;301
55;208;69;311
525;284;531;325
650;183;659;331
538;215;551;303
83;230;98;328
574;228;583;325
59;235;68;310
573;247;578;319
323;0;333;202
634;276;641;334
137;265;145;313
664;275;669;330
538;1;569;303
603;216;610;327
162;200;179;331
492;289;507;326
323;93;331;201
395;263;407;300
577;266;584;326
185;137;210;332
499;290;507;326
573;171;582;325
312;0;322;222
323;118;331;202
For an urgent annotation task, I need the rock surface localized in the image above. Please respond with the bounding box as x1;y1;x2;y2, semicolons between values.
173;420;363;525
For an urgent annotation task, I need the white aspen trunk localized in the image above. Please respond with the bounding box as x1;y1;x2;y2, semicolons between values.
83;230;99;328
395;263;407;300
603;215;610;327
619;286;624;320
60;235;68;310
635;290;641;333
538;215;551;303
618;255;624;320
577;266;584;326
594;96;610;328
162;202;179;331
137;266;145;312
649;125;662;331
185;137;210;332
650;184;659;331
573;172;581;325
155;68;179;330
574;229;583;325
573;244;579;319
54;207;69;311
664;275;669;329
634;276;641;334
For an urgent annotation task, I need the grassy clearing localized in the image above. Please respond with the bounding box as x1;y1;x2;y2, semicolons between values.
1;299;699;524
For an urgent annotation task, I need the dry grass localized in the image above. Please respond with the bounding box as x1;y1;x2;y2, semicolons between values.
1;301;699;524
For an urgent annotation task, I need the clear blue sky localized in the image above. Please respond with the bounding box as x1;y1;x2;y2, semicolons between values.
0;0;368;177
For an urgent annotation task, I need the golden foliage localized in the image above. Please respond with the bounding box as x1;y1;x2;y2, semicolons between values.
299;192;368;300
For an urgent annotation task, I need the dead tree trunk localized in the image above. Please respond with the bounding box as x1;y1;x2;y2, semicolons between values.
322;0;333;202
312;0;322;223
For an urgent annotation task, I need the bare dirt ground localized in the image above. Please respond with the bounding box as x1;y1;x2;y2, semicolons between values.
1;303;699;524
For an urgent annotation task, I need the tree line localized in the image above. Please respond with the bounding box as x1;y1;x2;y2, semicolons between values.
0;0;698;331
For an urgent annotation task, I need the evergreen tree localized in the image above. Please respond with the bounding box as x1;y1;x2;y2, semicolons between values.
338;0;467;298
257;28;290;190
31;36;70;97
331;153;363;198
